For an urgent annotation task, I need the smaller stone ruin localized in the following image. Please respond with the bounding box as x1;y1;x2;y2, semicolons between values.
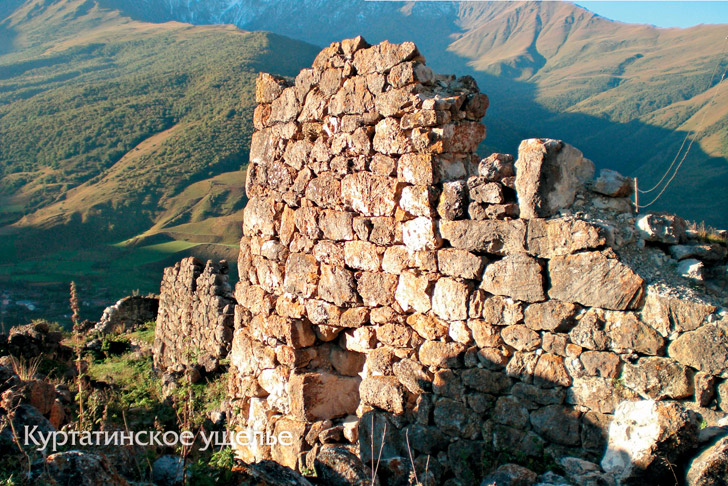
95;295;159;335
153;257;235;375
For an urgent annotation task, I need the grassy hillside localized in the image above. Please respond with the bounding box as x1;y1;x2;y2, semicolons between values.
1;0;727;325
449;2;728;224
0;0;318;326
105;0;728;227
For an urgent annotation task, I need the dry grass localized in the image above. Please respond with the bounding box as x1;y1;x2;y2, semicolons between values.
689;220;727;245
9;355;42;381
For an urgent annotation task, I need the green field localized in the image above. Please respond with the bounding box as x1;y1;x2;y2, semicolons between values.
0;238;240;328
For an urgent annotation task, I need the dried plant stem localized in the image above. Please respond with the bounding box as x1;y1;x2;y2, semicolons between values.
70;281;85;431
405;428;419;485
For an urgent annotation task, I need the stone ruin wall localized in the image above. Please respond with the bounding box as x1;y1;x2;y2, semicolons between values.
153;38;728;485
95;295;159;335
153;257;235;374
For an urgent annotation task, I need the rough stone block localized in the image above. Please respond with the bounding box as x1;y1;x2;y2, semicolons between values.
437;181;468;220
481;254;545;303
533;353;572;388
399;185;436;218
256;72;289;104
382;245;409;274
394;358;432;394
548;251;644;311
395;270;432;314
419;341;466;368
527;218;606;258
530;405;581;446
360;376;406;414
569;311;609;351
602;401;699;484
357;271;398;307
432;278;471;321
402;217;442;251
341;172;398;217
305;299;342;327
580;351;621;378
341;327;378;353
319;210;354;241
318;264;357;306
397;153;439;185
243;196;279;237
406;313;448;341
479;153;515;181
641;288;716;337
251;314;316;349
461;368;512;394
468;178;505;204
344;241;382;271
283;253;319;298
636;212;687;244
289;372;361;421
669;318;728;378
515;139;595;219
481;296;524;326
523;300;579;332
305;173;341;210
439;219;526;255
622;357;693;400
604;311;665;355
591;169;633;197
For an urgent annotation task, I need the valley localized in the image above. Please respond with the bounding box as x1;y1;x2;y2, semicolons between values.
0;0;726;326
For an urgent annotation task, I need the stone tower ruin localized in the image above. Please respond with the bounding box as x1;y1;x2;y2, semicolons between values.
153;37;728;486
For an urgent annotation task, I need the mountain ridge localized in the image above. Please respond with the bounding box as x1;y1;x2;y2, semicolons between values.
1;0;727;324
96;0;728;225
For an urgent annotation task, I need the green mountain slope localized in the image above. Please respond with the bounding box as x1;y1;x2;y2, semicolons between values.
101;0;728;227
1;0;727;325
446;2;728;221
0;0;318;325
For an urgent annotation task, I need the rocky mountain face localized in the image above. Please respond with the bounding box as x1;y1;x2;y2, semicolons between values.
103;0;460;51
152;39;728;486
101;0;728;227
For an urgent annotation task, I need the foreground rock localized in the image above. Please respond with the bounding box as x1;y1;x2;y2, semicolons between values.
669;318;728;377
153;455;187;485
636;213;686;244
601;401;699;484
33;450;128;486
235;460;315;485
686;435;728;486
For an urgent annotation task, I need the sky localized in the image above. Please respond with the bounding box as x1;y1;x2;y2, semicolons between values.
575;1;728;28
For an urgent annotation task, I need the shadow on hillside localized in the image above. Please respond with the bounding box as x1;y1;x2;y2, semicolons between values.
0;24;16;56
284;22;728;228
422;51;728;228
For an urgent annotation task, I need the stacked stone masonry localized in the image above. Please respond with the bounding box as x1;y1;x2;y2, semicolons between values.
95;295;159;335
153;257;235;374
154;38;728;485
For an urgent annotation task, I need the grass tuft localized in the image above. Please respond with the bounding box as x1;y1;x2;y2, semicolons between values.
8;355;42;381
689;220;727;246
